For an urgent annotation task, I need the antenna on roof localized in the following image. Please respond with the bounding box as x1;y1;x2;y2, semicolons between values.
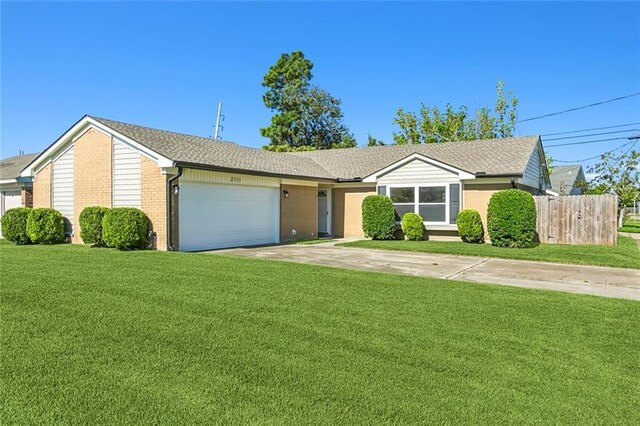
213;102;225;140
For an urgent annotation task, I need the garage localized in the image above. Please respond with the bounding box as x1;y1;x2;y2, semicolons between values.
178;169;280;251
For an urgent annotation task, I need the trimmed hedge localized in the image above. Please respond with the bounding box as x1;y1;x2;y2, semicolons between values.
79;206;110;246
26;208;65;244
487;189;537;248
401;212;424;241
1;208;32;245
456;209;484;244
362;195;395;240
102;208;150;250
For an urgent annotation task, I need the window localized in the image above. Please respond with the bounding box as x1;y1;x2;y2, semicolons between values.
418;186;446;222
381;184;459;224
390;187;414;221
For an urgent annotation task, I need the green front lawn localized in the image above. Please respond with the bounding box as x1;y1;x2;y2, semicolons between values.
1;241;639;424
338;236;640;269
619;219;640;233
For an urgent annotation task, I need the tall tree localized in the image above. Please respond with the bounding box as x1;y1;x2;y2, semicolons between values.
392;81;519;144
579;149;640;226
367;134;385;146
261;51;355;151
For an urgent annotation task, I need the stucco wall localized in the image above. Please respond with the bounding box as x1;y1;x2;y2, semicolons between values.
333;187;376;238
141;157;168;249
72;128;113;243
280;184;317;242
463;183;512;235
33;164;52;208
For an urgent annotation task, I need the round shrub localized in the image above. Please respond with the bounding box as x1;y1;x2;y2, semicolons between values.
362;195;396;240
102;208;150;250
1;208;32;245
79;206;110;246
401;212;424;241
26;208;65;244
487;189;537;248
456;209;485;244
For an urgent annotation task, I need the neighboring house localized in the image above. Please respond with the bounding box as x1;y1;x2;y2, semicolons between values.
20;115;550;251
549;165;585;195
1;152;38;236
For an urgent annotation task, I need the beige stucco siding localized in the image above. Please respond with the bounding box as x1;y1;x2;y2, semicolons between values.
72;128;113;243
463;183;512;235
280;184;317;242
333;187;376;238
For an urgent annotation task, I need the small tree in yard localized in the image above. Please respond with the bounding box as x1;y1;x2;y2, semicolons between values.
362;195;396;240
487;190;537;248
579;150;639;227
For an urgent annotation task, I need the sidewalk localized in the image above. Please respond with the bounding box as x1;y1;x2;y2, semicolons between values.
213;241;640;301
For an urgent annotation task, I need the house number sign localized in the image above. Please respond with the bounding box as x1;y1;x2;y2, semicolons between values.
230;177;242;183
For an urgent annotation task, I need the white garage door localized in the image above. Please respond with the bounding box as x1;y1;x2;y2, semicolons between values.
1;191;22;237
179;176;280;251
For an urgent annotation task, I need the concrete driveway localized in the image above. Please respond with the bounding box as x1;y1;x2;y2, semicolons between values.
212;242;640;301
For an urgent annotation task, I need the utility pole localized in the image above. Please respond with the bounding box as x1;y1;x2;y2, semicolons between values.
213;102;224;140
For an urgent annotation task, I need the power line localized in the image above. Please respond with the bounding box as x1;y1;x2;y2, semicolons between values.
545;135;638;148
543;129;640;141
541;122;640;136
517;92;640;123
554;139;637;163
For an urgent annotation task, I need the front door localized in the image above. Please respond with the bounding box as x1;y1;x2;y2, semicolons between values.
318;189;329;235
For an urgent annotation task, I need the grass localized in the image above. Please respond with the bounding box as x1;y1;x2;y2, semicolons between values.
619;219;640;233
338;236;640;269
1;241;639;424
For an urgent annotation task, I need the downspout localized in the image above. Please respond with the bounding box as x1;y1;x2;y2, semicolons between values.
166;167;183;251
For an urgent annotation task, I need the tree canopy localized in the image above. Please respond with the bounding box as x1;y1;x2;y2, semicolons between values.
579;149;640;225
392;81;519;144
261;51;355;151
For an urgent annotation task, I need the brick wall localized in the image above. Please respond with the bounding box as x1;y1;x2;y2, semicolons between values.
280;184;317;242
21;188;33;208
141;157;168;250
73;128;112;243
33;164;52;208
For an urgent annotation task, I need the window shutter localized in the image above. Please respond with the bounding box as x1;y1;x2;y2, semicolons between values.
449;184;460;224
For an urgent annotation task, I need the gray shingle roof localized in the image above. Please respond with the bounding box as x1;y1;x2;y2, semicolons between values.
90;116;539;181
292;136;540;179
550;165;584;193
91;116;335;180
0;152;40;180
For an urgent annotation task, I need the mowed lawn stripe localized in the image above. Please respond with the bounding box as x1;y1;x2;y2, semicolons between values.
338;236;640;269
1;241;639;424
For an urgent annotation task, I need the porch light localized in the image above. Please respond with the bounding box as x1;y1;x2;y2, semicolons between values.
173;185;180;195
283;189;289;198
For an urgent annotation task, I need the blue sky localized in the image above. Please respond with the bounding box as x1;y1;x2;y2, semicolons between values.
2;1;639;169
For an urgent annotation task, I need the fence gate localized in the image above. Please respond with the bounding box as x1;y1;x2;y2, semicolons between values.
534;195;618;245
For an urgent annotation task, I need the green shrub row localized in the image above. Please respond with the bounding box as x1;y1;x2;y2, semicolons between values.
362;195;396;240
2;206;150;250
401;212;424;241
1;207;65;245
456;210;485;244
487;189;537;248
80;206;150;250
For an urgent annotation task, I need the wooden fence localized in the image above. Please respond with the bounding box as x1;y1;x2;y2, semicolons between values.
534;195;618;246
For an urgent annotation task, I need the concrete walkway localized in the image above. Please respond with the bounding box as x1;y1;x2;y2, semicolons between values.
212;242;640;301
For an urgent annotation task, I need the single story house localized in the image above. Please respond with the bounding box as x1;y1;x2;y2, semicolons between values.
20;115;550;251
549;165;585;195
1;152;38;236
